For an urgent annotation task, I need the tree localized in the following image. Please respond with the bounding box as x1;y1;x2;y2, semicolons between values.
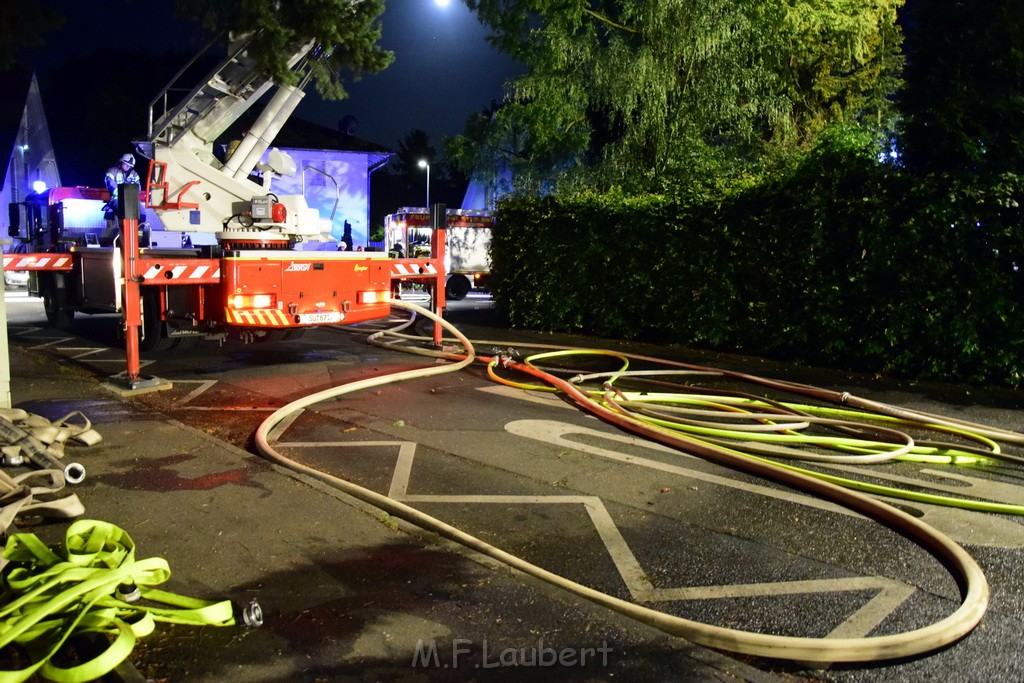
388;129;468;210
456;0;905;193
393;129;437;177
896;0;1024;174
174;0;393;100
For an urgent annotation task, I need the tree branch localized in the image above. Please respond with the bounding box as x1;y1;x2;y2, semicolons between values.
582;7;636;33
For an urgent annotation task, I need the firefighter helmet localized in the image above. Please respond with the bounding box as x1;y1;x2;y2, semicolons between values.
119;153;135;168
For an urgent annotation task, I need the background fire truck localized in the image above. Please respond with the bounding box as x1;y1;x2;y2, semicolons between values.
4;33;446;352
384;207;493;301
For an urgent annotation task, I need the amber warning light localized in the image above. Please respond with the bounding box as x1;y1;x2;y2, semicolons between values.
231;294;278;309
357;291;392;304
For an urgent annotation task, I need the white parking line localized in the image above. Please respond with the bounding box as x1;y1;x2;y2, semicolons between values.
274;437;917;640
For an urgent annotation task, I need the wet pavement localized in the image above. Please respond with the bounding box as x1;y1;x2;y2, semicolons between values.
3;289;1024;681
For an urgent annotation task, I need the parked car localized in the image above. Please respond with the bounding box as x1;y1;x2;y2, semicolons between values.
3;244;29;289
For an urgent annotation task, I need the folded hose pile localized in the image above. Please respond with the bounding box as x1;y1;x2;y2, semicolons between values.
0;409;104;539
0;520;247;683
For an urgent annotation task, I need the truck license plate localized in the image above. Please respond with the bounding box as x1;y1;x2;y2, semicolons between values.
298;312;342;324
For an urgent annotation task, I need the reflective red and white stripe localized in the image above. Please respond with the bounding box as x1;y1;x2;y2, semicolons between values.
3;255;73;271
391;262;438;277
141;264;221;281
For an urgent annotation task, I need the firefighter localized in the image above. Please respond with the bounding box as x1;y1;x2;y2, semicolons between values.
102;153;147;246
341;220;354;251
104;153;141;208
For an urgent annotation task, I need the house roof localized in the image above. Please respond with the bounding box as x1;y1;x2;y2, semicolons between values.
220;111;392;155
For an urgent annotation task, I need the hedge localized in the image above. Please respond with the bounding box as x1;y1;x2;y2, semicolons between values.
489;152;1024;387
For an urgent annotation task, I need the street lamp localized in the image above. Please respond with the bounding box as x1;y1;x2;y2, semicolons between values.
418;159;430;209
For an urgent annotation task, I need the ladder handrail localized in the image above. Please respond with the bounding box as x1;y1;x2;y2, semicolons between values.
147;32;225;139
147;32;260;143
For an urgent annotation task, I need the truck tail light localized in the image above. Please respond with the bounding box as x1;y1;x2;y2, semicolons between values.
231;293;277;309
357;290;391;304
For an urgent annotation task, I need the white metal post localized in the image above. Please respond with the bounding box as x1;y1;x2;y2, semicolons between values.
0;243;10;408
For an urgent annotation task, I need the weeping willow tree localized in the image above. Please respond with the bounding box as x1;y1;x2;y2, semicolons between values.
452;0;904;194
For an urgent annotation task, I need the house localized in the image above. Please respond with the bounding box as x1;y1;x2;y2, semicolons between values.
0;67;61;248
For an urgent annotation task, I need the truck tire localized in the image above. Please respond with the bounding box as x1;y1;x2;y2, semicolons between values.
445;274;471;301
253;329;283;343
139;289;172;352
42;288;75;331
412;314;435;339
249;328;304;344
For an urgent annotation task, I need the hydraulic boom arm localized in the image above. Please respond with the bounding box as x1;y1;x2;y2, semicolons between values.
143;33;328;245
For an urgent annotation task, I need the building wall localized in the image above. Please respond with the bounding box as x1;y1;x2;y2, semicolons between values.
267;148;372;250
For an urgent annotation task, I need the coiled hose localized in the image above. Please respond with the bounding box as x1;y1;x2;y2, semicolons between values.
255;300;993;664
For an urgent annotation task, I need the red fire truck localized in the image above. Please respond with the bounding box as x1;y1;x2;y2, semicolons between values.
385;207;494;301
4;33;445;354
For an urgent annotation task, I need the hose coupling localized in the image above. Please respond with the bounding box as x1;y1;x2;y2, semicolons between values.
235;599;263;628
19;437;87;484
498;352;520;369
116;582;142;603
1;453;25;467
491;348;520;368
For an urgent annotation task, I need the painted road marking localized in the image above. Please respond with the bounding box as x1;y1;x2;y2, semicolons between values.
27;337;77;348
174;380;218;405
506;419;1024;549
276;438;917;640
478;384;575;409
154;379;275;412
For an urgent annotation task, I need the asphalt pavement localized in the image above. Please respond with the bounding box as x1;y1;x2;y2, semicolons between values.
3;288;1024;682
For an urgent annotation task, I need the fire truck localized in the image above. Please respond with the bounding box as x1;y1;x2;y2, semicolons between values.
4;33;446;354
384;207;493;300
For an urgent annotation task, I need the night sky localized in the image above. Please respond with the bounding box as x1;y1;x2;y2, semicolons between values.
302;0;525;147
24;0;523;150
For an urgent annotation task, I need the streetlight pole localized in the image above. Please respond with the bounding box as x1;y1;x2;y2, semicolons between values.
418;159;430;209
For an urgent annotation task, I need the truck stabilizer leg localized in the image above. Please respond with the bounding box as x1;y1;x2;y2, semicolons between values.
103;183;174;395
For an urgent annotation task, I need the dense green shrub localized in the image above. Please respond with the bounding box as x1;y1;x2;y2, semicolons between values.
490;138;1024;387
